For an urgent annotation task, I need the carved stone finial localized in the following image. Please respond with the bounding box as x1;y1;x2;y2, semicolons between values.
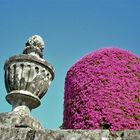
26;35;45;50
1;35;54;129
23;35;45;58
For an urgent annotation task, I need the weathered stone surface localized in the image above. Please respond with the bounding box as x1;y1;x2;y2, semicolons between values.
5;52;54;110
0;112;42;129
3;35;55;130
4;35;54;110
0;127;139;140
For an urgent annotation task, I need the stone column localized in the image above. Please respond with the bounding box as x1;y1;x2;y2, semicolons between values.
0;35;54;129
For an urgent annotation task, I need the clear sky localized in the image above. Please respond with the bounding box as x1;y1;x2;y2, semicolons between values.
0;0;140;129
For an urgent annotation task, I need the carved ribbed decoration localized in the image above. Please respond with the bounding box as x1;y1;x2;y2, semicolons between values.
4;55;54;109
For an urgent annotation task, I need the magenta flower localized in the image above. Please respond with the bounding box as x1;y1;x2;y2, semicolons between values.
63;48;140;131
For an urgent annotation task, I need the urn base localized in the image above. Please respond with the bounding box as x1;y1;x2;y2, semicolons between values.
6;90;40;109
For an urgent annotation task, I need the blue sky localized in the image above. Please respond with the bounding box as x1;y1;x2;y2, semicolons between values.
0;0;140;129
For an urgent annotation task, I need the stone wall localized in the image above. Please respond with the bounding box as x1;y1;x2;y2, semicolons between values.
0;127;140;140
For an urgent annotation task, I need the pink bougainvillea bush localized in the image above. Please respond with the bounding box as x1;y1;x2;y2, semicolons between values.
63;48;140;131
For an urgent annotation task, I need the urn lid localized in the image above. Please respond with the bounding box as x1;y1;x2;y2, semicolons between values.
23;35;45;58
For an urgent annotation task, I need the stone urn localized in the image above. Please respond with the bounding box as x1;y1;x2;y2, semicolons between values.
1;35;54;129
